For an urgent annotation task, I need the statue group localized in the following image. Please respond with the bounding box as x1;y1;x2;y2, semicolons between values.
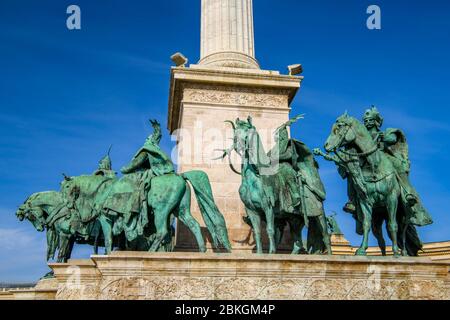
16;106;433;275
17;120;231;267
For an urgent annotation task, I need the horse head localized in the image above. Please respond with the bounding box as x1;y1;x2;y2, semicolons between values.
17;195;48;232
15;204;27;221
325;112;378;157
218;116;272;175
324;112;358;152
232;116;255;155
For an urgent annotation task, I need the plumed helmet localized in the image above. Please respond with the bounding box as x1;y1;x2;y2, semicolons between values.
98;146;112;170
363;106;383;127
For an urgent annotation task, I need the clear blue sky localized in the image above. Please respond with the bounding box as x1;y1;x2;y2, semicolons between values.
1;0;450;282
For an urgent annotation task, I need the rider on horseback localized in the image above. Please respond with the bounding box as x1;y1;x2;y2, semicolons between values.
268;119;302;213
343;106;416;214
268;116;328;219
102;119;175;239
121;120;175;177
268;116;331;254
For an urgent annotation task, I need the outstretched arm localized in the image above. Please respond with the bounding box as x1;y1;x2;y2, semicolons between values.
313;148;349;179
149;119;162;145
313;148;342;164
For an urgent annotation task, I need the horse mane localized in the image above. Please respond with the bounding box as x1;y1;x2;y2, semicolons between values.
26;191;62;207
245;127;271;171
338;113;374;142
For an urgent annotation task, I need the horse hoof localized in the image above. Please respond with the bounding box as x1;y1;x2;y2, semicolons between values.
355;248;367;256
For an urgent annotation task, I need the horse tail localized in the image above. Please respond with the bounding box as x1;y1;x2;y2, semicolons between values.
181;170;231;252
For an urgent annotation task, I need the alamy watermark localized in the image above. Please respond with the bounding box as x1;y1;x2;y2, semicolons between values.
367;5;381;30
66;5;81;30
65;5;380;31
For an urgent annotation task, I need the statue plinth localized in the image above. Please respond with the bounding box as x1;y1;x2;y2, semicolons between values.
168;65;302;252
28;252;450;300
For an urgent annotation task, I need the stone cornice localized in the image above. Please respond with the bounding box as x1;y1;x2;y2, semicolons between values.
167;66;302;133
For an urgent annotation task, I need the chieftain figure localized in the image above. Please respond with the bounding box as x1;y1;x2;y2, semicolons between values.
218;115;331;255
342;107;432;231
316;109;433;256
93;146;116;179
101;120;174;243
363;107;418;204
269;116;331;254
121;119;175;176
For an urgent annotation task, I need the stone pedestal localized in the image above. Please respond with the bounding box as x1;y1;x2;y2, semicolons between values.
168;66;301;252
44;252;450;300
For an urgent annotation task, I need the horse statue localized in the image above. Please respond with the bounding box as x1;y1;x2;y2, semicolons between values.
16;119;230;269
60;170;231;254
17;186;176;266
216;115;331;254
59;119;231;254
315;111;432;256
16;191;107;264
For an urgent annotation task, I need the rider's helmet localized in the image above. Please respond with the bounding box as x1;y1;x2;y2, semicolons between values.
363;106;383;130
98;149;112;171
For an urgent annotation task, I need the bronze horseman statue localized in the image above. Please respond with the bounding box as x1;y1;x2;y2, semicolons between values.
17;119;231;272
217;115;331;255
315;106;433;256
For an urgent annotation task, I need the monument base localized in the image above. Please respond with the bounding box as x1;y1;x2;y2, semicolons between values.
31;252;450;300
0;278;57;300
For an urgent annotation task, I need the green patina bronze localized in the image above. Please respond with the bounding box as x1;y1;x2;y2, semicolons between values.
17;120;231;270
315;107;433;256
16;107;434;267
217;115;331;255
326;213;343;235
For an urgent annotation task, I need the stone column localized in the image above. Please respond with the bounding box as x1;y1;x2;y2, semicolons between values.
167;0;303;253
199;0;259;69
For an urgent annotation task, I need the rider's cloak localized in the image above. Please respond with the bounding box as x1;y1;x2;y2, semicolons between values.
132;142;175;176
381;128;433;228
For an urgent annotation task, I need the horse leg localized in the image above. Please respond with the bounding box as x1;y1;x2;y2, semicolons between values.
99;214;113;255
46;228;58;261
317;214;332;255
274;219;285;249
288;217;306;254
372;216;386;256
246;208;262;254
265;207;276;254
57;234;71;263
148;190;174;253
67;237;75;260
356;201;372;256
149;208;170;252
93;220;101;255
386;193;401;256
401;223;409;256
176;185;206;252
93;233;99;255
